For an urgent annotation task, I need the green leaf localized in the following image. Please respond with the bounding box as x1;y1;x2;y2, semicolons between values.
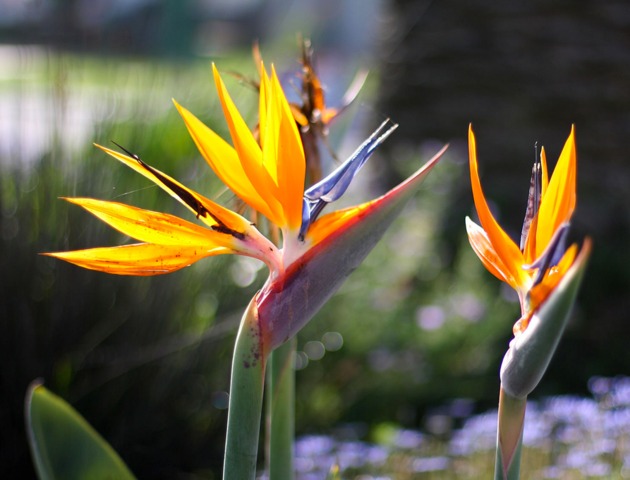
500;240;592;398
257;145;446;351
25;381;136;480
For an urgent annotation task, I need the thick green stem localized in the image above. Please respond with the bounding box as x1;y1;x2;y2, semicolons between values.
494;387;527;480
223;297;267;480
267;338;296;480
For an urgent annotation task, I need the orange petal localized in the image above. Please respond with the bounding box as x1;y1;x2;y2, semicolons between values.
540;146;549;196
535;126;577;255
522;213;540;265
94;144;252;234
269;66;305;231
468;125;527;287
173;100;275;222
44;243;229;276
63;197;237;249
305;204;366;248
260;66;280;186
465;217;518;289
258;63;270;148
212;64;284;225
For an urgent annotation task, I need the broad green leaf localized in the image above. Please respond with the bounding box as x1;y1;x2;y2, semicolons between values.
500;239;592;398
26;382;136;480
257;146;446;351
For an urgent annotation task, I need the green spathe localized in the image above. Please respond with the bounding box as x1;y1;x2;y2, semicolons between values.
26;382;136;480
500;240;592;399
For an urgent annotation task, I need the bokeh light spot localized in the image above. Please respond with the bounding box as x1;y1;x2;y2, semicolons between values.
416;305;445;331
304;340;325;361
322;331;343;351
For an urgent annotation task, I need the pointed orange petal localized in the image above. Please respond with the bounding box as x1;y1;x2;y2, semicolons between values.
269;66;305;231
305;204;364;247
260;66;280;186
540;146;549;195
172;101;276;222
258;63;270;149
44;243;229;276
522;213;540;265
63;197;237;249
466;217;519;289
468;125;527;287
95;144;253;234
535;126;577;255
212;64;262;165
212;64;284;225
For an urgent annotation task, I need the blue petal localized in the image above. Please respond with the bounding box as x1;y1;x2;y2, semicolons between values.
523;222;570;286
298;119;398;240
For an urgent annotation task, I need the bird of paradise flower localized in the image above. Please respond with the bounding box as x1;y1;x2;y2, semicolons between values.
467;124;591;336
46;66;363;275
466;125;591;480
44;63;446;479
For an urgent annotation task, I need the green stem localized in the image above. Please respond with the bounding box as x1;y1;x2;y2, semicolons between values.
223;297;267;480
267;338;296;480
494;387;527;480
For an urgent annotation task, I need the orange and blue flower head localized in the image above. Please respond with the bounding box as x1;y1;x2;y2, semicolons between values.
466;125;590;335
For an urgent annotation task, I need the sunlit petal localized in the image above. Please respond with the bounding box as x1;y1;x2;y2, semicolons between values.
466;217;517;288
535;126;576;255
522;214;540;265
258;64;270;149
173;100;276;222
540;147;549;196
270;66;306;231
468;125;528;287
212;64;284;225
305;204;366;247
63;197;238;249
44;243;229;276
260;67;280;186
95;144;252;234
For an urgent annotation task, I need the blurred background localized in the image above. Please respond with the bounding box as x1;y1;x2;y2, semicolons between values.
1;0;629;478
